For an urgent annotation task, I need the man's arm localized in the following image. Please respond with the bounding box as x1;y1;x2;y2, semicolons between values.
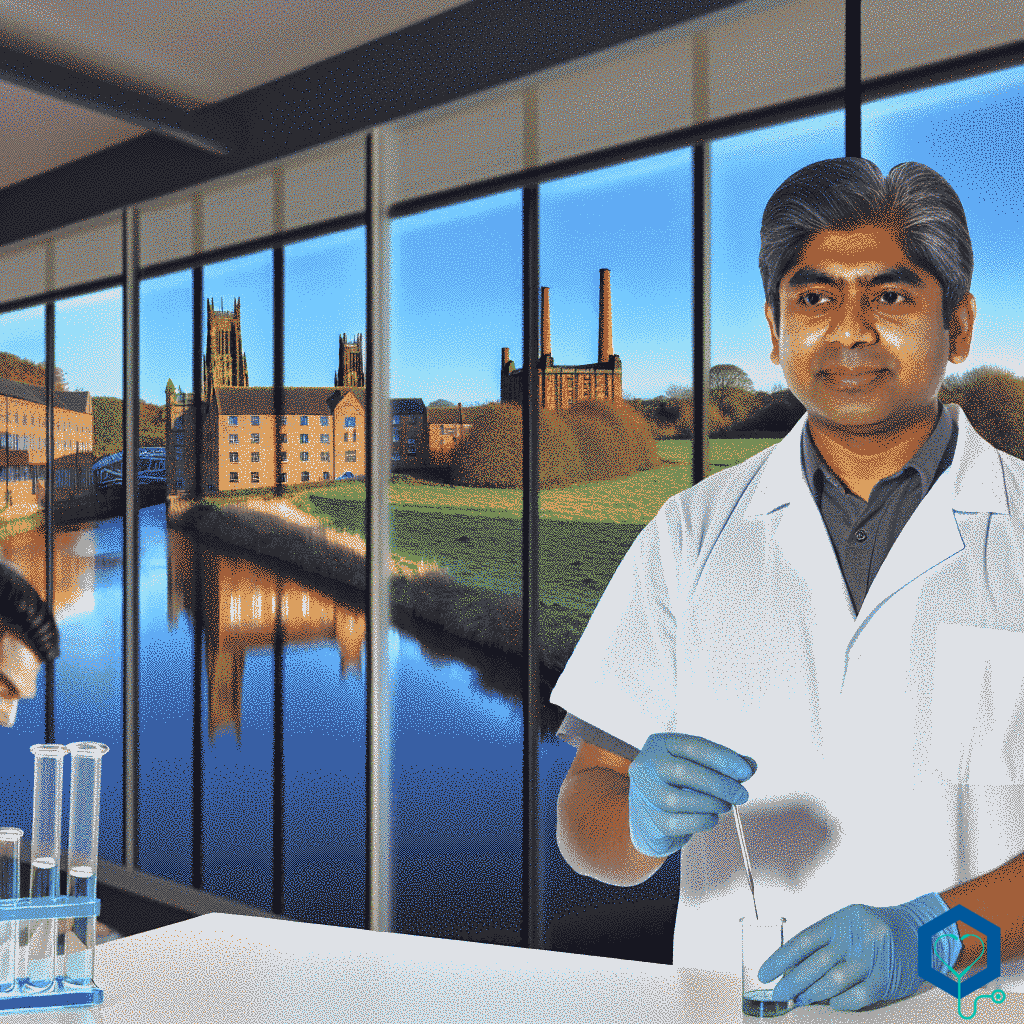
941;849;1024;970
556;740;667;887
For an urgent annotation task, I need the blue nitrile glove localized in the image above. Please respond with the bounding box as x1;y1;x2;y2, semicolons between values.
761;893;963;1012
626;732;757;859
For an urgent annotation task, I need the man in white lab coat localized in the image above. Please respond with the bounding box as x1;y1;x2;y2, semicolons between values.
551;157;1024;1010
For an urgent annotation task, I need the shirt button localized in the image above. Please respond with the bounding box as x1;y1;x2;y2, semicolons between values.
855;530;867;542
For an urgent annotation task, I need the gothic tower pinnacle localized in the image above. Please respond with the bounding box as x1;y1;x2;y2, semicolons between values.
203;297;248;402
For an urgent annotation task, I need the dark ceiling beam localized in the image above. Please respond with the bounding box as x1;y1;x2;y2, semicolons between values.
0;0;739;249
0;44;236;156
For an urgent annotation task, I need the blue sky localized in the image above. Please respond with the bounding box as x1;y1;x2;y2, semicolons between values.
1;64;1021;409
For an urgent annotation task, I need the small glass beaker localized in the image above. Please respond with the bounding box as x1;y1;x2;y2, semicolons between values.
741;916;792;1018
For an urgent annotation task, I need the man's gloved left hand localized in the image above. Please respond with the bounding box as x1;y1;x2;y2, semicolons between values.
758;893;957;1012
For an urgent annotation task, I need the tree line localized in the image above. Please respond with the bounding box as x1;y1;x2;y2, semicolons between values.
631;363;1024;460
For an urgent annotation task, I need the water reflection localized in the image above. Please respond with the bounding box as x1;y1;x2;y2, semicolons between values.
0;525;98;623
166;528;366;744
165;521;564;746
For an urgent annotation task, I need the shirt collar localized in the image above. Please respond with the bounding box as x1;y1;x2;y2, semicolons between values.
801;402;955;499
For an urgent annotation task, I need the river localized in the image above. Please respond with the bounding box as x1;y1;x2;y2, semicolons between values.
0;504;679;953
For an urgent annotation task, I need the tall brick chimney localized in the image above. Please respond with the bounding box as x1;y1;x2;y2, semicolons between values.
501;346;510;369
541;286;551;359
598;268;612;364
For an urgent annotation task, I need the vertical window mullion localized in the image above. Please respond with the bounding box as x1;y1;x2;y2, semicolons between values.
845;0;862;158
521;187;541;949
692;144;710;486
122;207;140;871
44;302;55;746
272;247;285;916
365;126;394;934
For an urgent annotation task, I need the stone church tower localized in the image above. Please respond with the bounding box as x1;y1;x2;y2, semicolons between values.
334;332;365;388
203;297;249;403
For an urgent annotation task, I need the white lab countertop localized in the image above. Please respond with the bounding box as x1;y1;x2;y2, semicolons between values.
4;913;1019;1023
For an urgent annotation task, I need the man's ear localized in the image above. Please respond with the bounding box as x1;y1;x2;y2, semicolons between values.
766;302;781;366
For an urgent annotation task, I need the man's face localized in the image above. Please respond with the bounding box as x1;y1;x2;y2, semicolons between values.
766;222;974;434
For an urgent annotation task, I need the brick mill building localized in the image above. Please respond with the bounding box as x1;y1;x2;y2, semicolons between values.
165;299;438;493
0;378;93;513
500;268;622;410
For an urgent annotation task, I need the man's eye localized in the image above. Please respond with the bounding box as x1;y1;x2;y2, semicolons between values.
797;292;829;307
877;291;908;305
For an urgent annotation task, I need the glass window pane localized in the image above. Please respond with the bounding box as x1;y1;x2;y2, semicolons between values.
539;148;692;954
186;251;275;910
0;305;49;835
709;111;844;462
53;286;126;865
279;228;367;926
139;269;195;885
391;190;523;944
864;65;1024;451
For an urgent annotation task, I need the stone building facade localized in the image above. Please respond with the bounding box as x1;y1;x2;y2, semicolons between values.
0;379;93;514
169;386;366;493
165;296;473;492
500;268;622;410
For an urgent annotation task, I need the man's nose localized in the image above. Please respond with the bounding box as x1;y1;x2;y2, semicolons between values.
832;298;875;345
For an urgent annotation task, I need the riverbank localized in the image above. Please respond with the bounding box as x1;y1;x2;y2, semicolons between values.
166;495;572;675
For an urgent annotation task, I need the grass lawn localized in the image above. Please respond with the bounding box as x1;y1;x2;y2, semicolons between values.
288;437;780;664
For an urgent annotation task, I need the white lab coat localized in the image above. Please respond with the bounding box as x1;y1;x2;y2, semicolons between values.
550;404;1024;989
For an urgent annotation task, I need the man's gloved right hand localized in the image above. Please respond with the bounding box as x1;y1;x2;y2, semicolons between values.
627;733;757;858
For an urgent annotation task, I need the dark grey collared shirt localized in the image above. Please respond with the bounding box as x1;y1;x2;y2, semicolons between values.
557;403;960;761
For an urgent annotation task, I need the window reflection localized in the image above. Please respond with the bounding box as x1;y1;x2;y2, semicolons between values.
52;287;125;865
537;148;693;947
390;190;524;942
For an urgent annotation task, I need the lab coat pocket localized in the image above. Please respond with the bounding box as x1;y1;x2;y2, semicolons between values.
930;623;1024;786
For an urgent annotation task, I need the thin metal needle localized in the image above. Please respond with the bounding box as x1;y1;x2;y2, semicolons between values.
733;804;758;920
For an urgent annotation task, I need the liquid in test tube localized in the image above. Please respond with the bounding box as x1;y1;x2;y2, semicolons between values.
0;828;22;993
25;744;67;993
62;742;108;988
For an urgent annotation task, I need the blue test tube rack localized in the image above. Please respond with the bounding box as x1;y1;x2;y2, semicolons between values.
0;894;102;1013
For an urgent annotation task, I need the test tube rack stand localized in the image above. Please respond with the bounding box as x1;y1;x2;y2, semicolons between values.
0;895;103;1014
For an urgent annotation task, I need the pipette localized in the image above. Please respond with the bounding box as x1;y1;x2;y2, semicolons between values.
732;804;758;920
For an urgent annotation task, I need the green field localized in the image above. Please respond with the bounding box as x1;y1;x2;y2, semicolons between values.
290;438;779;664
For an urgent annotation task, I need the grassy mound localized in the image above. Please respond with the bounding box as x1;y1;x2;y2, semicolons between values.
449;400;661;489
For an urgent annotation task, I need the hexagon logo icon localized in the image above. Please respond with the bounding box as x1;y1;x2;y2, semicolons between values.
918;904;1001;999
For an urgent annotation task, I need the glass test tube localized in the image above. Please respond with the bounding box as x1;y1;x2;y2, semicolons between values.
62;742;108;988
0;828;22;993
25;744;67;992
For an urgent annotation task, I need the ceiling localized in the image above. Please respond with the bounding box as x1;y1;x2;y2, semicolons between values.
0;0;468;191
0;0;727;250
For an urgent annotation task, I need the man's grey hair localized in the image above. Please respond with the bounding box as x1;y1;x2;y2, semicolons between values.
759;157;973;334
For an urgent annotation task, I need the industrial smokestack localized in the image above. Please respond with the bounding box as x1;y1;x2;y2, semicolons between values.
501;347;510;369
598;269;612;364
541;286;551;359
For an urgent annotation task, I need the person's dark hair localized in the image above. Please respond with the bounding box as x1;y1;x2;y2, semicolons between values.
760;157;973;335
0;562;59;664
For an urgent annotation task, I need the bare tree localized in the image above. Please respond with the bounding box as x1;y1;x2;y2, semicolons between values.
664;383;693;401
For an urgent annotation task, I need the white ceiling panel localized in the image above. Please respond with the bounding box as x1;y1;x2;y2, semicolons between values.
0;0;467;189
